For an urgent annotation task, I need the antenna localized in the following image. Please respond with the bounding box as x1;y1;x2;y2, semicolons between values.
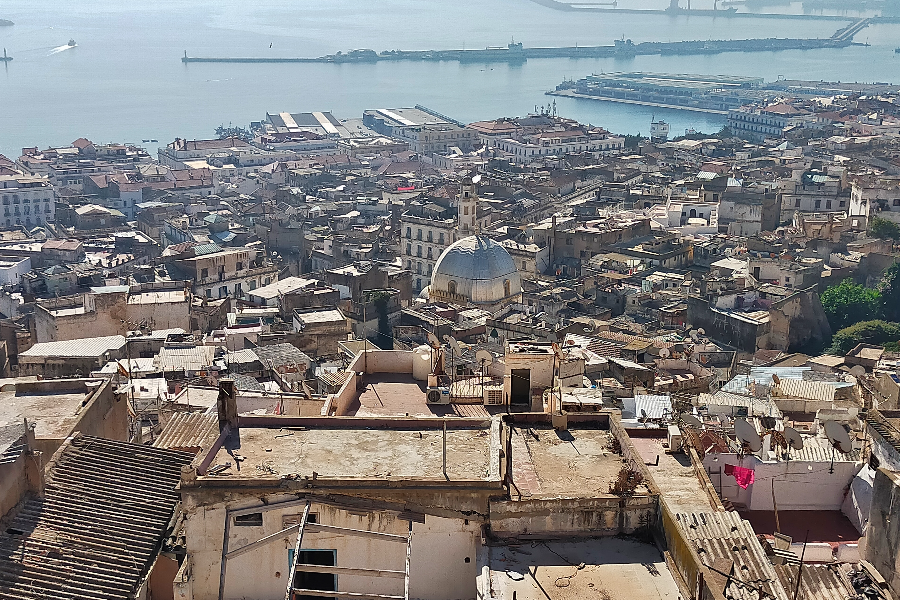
824;421;852;454
681;413;703;429
783;426;804;450
735;418;762;453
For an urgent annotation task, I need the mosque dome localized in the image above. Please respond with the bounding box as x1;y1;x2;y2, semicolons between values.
429;235;521;307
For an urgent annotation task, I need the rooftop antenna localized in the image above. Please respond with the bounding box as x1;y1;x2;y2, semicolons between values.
824;420;852;474
476;349;492;402
735;418;762;454
681;413;703;429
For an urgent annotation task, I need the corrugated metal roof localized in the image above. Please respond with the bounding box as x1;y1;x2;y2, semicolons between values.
773;564;854;600
154;411;218;452
0;435;192;599
629;394;672;419
788;435;859;462
20;334;126;358
253;343;312;370
677;512;789;600
154;345;217;372
775;379;852;403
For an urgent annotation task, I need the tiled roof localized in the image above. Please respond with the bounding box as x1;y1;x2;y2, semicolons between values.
0;435;192;599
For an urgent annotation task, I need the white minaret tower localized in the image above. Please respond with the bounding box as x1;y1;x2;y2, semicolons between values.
458;174;478;234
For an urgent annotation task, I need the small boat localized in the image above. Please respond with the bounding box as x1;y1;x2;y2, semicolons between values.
68;39;76;47
1;48;11;62
896;47;900;53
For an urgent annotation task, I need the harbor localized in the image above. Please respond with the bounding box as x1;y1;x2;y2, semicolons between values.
182;20;869;66
548;71;900;115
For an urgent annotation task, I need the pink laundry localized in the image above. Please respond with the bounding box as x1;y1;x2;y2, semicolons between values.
732;465;755;489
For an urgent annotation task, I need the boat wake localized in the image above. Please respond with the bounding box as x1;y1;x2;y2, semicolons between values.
48;43;75;55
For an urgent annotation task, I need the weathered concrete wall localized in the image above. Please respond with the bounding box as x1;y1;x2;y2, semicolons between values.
181;494;480;600
489;495;657;539
865;468;900;599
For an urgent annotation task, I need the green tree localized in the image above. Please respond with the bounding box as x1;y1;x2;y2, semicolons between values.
881;261;900;322
870;216;900;241
827;319;900;355
820;279;881;331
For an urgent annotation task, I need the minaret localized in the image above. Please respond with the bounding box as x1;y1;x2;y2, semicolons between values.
458;176;477;234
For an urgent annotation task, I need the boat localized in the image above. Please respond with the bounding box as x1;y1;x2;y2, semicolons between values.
68;39;77;47
896;47;900;53
1;48;11;62
0;19;14;27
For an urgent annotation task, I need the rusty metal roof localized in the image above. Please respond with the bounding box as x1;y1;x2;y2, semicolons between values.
0;434;192;600
154;411;218;453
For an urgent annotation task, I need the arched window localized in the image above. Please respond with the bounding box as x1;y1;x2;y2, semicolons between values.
504;279;511;297
448;280;457;295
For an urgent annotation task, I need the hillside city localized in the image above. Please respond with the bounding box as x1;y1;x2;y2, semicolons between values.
4;84;900;600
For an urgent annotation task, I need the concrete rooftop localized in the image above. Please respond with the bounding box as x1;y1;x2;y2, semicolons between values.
485;537;681;600
206;419;497;481
0;383;100;440
509;425;639;499
630;435;716;512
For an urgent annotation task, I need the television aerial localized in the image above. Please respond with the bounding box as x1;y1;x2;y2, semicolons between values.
824;421;853;454
681;413;703;429
824;420;853;473
427;332;441;349
783;426;804;451
735;418;762;453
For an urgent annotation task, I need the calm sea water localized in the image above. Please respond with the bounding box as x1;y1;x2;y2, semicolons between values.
1;0;898;158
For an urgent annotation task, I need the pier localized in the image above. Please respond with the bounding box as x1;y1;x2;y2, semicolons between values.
182;24;867;66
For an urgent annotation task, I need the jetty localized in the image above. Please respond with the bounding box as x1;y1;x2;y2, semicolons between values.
182;24;868;66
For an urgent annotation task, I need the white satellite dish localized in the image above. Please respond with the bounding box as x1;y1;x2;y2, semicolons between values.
689;329;699;341
849;365;866;378
824;421;853;454
446;335;463;355
697;328;706;336
659;348;671;358
471;174;482;184
735;418;763;453
427;332;440;348
682;413;703;429
783;426;804;451
475;349;493;364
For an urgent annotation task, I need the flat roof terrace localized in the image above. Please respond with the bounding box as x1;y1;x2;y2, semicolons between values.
0;379;103;441
508;419;643;499
199;416;500;483
348;373;504;419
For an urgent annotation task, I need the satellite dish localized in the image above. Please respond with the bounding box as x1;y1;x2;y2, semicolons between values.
761;416;777;431
772;373;781;385
824;421;853;454
427;332;440;348
783;426;804;451
640;409;648;423
689;329;699;341
697;328;706;336
475;349;492;364
659;348;671;358
682;413;703;429
447;336;463;355
735;418;763;453
849;365;866;377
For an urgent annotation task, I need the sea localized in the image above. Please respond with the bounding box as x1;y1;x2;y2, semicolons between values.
1;0;899;158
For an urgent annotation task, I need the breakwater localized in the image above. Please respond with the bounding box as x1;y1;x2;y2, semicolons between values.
182;30;864;66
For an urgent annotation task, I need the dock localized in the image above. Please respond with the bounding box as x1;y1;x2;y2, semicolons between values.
182;25;867;66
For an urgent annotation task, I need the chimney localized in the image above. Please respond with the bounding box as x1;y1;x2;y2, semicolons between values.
217;378;237;431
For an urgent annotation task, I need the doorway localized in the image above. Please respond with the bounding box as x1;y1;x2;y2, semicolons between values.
511;369;531;405
292;549;337;600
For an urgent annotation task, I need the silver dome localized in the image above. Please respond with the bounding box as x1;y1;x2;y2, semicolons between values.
430;235;522;306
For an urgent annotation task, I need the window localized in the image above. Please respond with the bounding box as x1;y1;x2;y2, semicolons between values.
826;200;832;209
234;282;242;295
448;280;457;295
427;231;432;242
416;245;422;257
234;513;263;527
416;262;422;274
417;228;422;240
406;226;411;238
439;233;444;244
236;262;243;271
795;199;801;207
840;200;846;207
406;243;411;256
894;199;900;207
464;206;469;215
427;247;432;259
504;280;511;297
218;285;228;298
200;268;208;279
815;199;821;209
249;280;257;290
522;261;527;270
205;289;211;298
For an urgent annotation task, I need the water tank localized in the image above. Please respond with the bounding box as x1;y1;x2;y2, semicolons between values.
412;345;432;381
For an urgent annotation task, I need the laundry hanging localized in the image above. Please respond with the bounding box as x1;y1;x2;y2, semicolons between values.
731;465;755;489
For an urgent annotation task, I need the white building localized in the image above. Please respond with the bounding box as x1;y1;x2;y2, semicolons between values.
495;130;624;164
0;173;55;228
